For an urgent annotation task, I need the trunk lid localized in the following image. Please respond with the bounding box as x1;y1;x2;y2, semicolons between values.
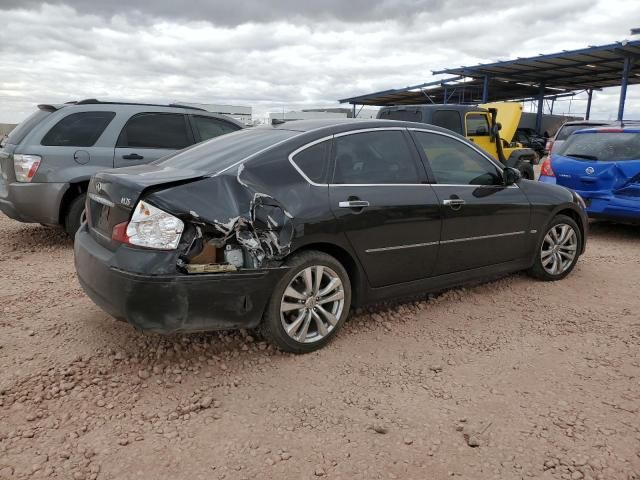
86;164;204;248
552;154;640;196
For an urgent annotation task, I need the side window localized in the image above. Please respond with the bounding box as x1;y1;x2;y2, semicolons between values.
292;140;330;183
192;116;240;142
414;132;503;186
465;113;490;136
431;110;463;135
117;113;191;149
332;130;419;184
41;111;115;147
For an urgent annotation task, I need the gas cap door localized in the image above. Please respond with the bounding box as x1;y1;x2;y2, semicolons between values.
73;150;90;164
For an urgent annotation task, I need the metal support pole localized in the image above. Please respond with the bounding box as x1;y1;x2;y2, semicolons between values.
352;103;356;118
443;86;448;104
482;75;490;103
550;97;555;115
617;56;633;121
535;83;545;134
585;88;593;120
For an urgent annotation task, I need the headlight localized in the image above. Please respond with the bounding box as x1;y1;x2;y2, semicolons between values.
14;154;41;182
124;200;184;250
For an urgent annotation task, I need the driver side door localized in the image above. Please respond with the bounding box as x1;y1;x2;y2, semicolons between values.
411;129;532;275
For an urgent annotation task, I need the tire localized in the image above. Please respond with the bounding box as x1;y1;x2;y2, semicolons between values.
64;193;86;238
527;214;582;281
260;250;352;354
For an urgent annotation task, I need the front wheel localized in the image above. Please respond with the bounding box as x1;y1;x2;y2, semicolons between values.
527;215;581;281
260;250;351;353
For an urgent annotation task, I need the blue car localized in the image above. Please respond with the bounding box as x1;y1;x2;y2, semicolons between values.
539;126;640;222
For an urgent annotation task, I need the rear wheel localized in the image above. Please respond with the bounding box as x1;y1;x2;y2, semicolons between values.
260;250;351;354
64;193;86;238
528;214;581;281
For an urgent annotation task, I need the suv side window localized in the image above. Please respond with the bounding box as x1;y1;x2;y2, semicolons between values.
431;110;463;135
414;131;503;186
465;113;490;136
117;113;192;149
191;116;240;142
41;111;116;147
291;140;330;183
332;130;419;184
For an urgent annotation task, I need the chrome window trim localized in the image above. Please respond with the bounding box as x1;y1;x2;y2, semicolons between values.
365;241;438;253
288;135;333;187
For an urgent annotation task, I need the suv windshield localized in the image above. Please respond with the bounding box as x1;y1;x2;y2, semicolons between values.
5;109;51;146
556;131;640;161
155;127;299;174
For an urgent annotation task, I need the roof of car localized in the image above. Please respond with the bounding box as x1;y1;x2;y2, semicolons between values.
575;126;640;134
271;118;459;136
560;120;609;126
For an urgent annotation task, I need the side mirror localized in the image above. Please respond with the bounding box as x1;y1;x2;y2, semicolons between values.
503;167;521;185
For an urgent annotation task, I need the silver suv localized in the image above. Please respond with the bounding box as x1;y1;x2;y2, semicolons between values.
0;99;244;235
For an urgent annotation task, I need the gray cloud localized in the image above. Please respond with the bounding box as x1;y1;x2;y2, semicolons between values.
0;1;638;123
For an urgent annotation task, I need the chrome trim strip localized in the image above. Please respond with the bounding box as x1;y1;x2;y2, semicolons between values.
288;135;334;187
333;127;407;138
530;229;538;234
440;230;526;244
88;193;115;208
365;241;439;253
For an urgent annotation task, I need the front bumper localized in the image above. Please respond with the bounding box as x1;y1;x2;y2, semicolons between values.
74;225;288;333
0;180;69;225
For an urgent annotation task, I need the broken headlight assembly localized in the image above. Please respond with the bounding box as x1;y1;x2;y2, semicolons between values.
112;200;184;250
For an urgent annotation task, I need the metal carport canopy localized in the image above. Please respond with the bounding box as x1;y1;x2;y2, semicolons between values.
339;40;640;125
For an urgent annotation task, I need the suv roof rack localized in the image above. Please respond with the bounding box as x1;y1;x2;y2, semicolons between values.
73;99;206;111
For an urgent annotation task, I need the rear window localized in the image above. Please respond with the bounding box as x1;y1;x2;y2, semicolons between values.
41;111;115;147
6;109;51;146
556;124;605;141
556;132;640;161
156;128;299;174
378;109;421;122
431;110;463;135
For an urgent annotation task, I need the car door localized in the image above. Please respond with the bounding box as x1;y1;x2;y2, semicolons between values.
114;112;194;168
328;128;441;288
411;129;531;275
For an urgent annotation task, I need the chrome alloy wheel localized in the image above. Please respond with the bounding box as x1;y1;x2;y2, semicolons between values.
280;266;345;343
541;223;578;275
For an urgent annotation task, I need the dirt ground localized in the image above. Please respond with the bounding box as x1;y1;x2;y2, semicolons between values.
0;214;639;480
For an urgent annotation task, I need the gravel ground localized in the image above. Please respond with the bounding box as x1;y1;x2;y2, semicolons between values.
0;213;639;480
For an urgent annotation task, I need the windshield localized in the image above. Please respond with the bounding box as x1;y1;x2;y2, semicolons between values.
6;109;51;146
156;127;300;174
556;131;640;161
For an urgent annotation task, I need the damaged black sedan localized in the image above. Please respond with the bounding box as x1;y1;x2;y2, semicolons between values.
75;119;587;353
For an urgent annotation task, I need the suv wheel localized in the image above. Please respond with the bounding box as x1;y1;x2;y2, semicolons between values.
528;214;581;281
260;250;351;354
64;193;86;237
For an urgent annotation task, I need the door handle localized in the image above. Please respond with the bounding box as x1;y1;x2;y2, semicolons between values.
122;153;144;160
443;198;466;210
338;200;370;208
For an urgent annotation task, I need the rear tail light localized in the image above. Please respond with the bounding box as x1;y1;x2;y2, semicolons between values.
13;154;41;182
112;200;184;250
540;157;555;177
545;140;553;153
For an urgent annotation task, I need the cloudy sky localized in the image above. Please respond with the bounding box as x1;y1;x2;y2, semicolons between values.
0;0;638;123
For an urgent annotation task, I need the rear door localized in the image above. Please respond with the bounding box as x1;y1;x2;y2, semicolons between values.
114;112;194;167
411;129;531;275
328;128;441;288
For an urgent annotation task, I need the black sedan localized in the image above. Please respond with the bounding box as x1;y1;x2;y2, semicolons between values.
75;119;587;353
